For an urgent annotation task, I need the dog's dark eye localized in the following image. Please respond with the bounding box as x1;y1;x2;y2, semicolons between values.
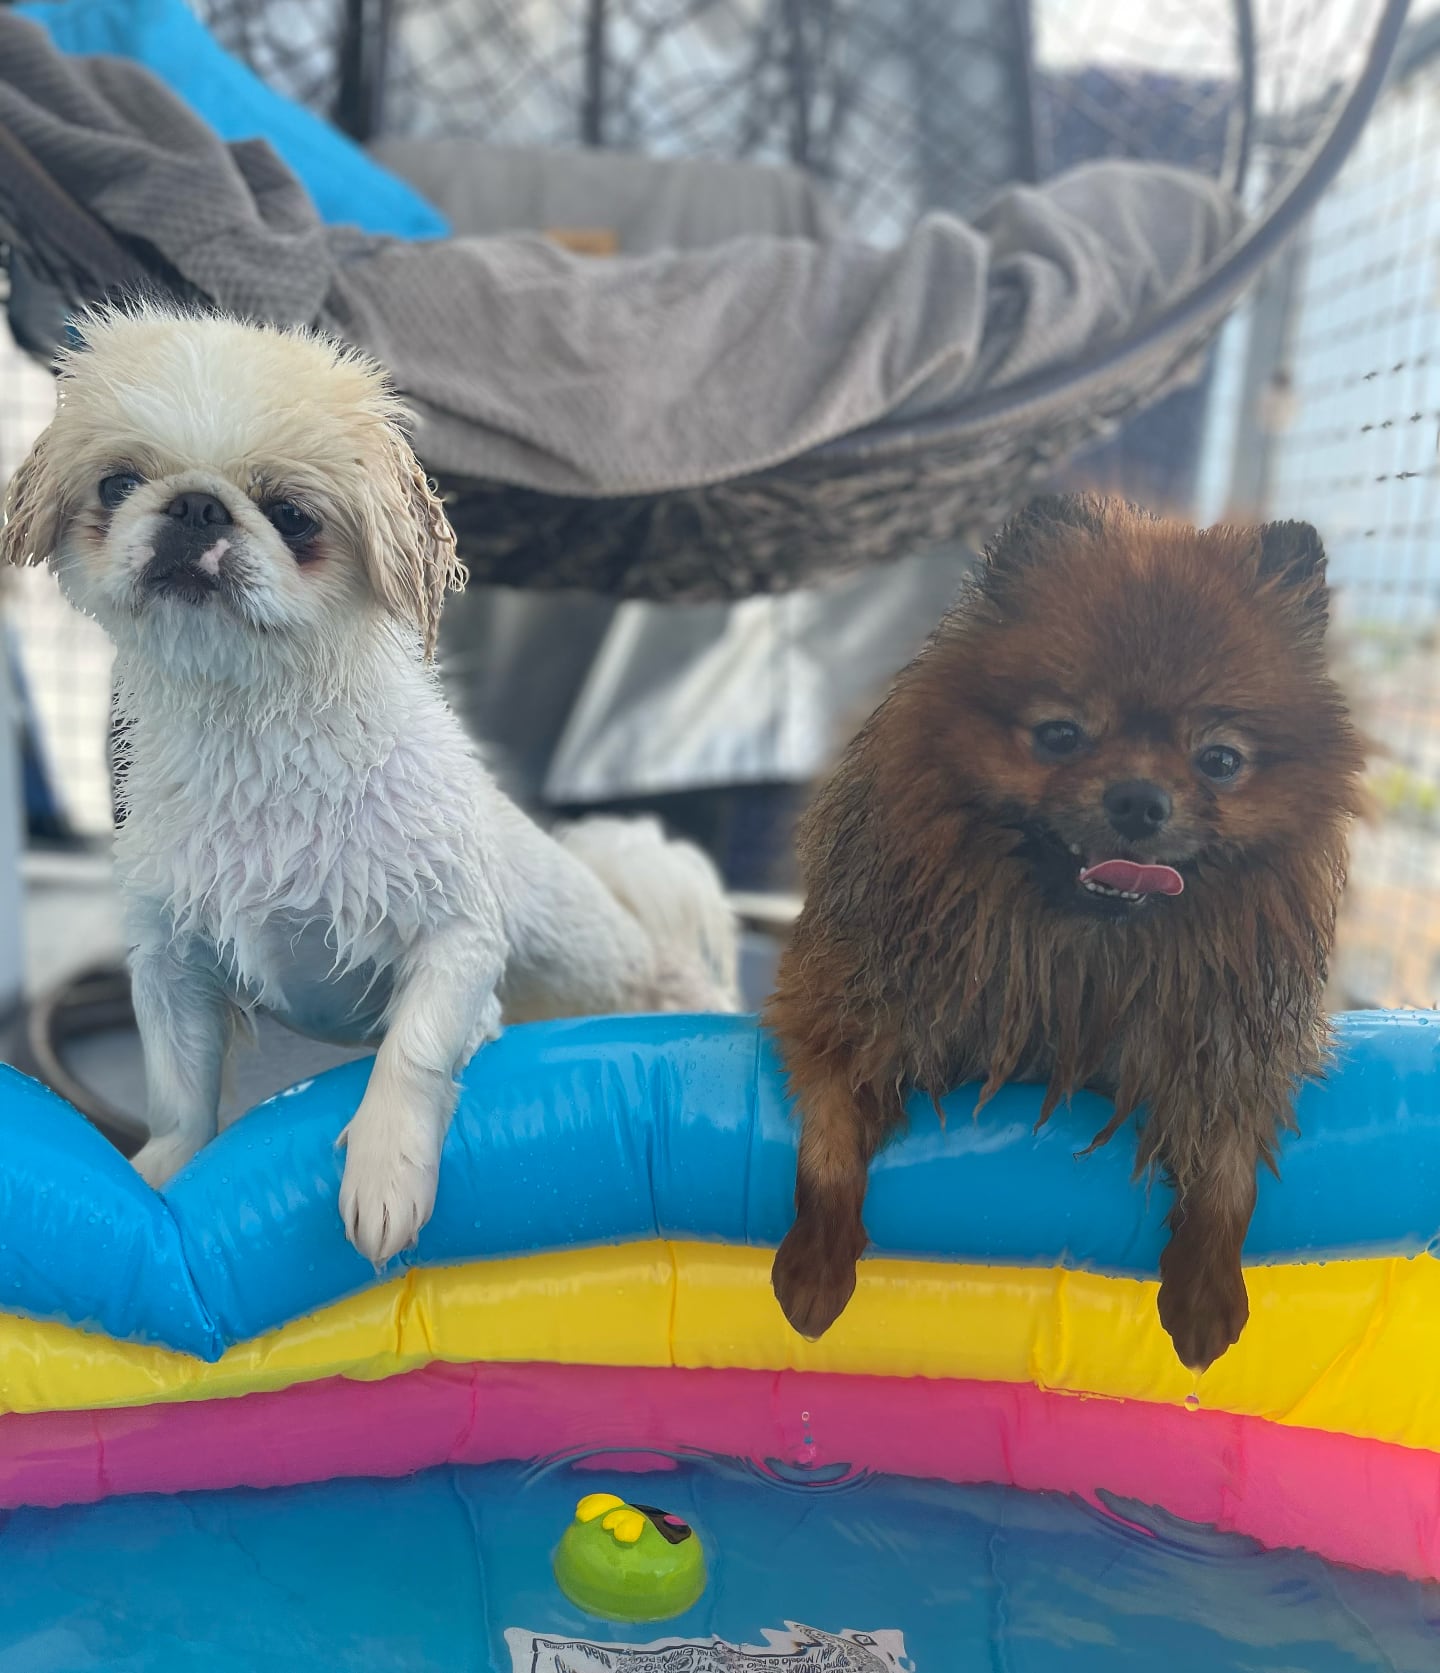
1033;720;1085;760
98;472;143;508
265;501;320;545
1196;744;1245;782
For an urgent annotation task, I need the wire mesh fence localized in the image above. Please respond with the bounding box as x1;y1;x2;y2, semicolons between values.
1242;38;1440;1007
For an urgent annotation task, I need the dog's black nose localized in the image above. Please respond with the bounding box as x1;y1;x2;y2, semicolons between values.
1103;780;1172;840
164;492;231;529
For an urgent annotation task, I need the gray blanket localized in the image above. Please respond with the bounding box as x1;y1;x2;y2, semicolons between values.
0;12;1239;498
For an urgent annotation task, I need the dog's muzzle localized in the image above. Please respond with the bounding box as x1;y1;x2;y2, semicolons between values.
138;493;235;603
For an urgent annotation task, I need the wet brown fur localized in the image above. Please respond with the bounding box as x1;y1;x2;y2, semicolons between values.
767;495;1367;1371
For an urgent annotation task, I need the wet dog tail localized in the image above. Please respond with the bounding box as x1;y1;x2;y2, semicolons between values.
554;815;740;1012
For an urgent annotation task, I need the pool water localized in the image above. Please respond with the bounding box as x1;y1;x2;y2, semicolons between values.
0;1453;1433;1671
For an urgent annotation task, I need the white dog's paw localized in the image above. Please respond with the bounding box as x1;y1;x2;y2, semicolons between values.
131;1130;204;1189
337;1107;441;1267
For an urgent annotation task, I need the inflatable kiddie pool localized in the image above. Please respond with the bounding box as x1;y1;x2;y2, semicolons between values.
0;1011;1436;1669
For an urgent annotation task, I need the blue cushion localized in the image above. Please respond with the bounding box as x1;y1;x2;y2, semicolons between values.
16;0;450;239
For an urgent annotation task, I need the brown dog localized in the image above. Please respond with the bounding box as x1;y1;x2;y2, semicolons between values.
767;495;1366;1371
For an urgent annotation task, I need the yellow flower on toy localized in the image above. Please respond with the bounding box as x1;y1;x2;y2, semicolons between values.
573;1493;646;1542
575;1493;625;1523
600;1506;647;1544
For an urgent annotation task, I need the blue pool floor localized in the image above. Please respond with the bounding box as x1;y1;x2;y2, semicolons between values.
0;1454;1434;1671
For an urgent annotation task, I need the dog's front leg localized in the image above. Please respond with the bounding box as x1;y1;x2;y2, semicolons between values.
771;1050;903;1340
128;913;232;1188
1157;1121;1261;1373
338;924;504;1266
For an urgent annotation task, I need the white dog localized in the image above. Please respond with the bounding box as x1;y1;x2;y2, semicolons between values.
1;305;738;1263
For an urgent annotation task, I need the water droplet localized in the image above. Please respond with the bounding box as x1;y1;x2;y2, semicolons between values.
1184;1392;1200;1409
800;1410;810;1423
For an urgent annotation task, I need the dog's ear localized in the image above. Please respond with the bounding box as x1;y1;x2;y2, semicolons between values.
982;492;1112;581
1258;520;1328;624
1;427;62;569
1012;493;1111;538
1258;519;1326;587
362;425;467;660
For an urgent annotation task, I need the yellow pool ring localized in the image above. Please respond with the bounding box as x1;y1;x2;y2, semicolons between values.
1;1243;1437;1453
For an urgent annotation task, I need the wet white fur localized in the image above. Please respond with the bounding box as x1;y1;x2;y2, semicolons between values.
1;307;738;1264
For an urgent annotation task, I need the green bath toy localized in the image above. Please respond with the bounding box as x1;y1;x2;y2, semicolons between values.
553;1491;707;1622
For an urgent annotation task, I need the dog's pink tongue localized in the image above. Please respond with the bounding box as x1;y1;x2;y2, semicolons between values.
1080;859;1185;896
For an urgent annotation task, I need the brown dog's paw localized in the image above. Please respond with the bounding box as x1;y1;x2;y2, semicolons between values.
772;1219;863;1340
1157;1253;1250;1373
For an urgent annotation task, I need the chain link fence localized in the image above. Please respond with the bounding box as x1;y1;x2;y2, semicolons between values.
1227;23;1440;1006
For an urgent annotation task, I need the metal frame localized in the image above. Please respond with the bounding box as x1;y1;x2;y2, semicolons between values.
333;0;394;140
1225;0;1258;197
